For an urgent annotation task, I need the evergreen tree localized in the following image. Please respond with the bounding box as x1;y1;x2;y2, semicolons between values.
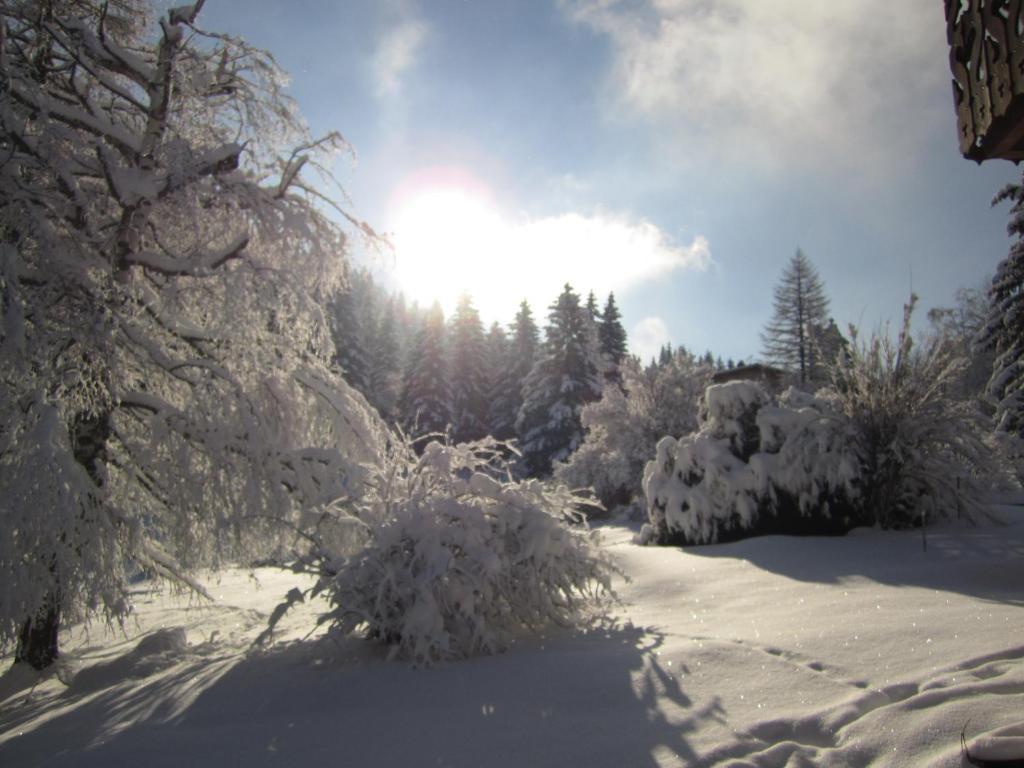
516;284;604;476
582;289;606;380
658;343;674;368
329;286;370;391
504;300;540;432
983;180;1024;435
367;298;401;422
399;302;451;440
395;298;425;371
485;322;517;440
761;249;831;385
448;295;489;443
598;292;629;384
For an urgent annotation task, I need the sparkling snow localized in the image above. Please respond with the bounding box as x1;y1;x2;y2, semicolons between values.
2;498;1023;767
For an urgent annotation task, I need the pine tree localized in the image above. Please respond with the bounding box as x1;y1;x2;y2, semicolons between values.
582;289;607;379
329;278;370;392
399;302;451;440
516;284;604;476
658;343;674;368
761;249;831;385
585;291;602;323
504;300;540;433
367;298;401;422
485;322;517;440
983;180;1024;435
598;292;629;384
448;295;489;443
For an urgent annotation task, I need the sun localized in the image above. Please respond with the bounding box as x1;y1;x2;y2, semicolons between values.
389;169;508;314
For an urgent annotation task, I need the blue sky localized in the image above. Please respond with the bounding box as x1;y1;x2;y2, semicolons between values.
197;0;1019;363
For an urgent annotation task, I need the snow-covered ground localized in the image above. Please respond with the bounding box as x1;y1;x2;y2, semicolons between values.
3;499;1024;767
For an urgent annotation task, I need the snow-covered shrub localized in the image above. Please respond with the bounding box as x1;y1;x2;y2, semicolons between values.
555;355;711;514
830;296;990;527
270;436;617;665
642;383;861;545
642;298;992;546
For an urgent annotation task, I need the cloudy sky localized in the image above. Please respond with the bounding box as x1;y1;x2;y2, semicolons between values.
200;0;1018;363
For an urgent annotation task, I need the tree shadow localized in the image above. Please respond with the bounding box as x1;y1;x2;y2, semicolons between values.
0;621;738;767
681;518;1024;607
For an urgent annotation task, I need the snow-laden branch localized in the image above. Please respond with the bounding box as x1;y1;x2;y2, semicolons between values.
53;16;157;87
134;281;217;342
122;232;249;277
7;78;142;158
97;142;242;207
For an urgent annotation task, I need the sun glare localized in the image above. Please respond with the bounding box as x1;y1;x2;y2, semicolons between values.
391;173;507;315
387;167;710;324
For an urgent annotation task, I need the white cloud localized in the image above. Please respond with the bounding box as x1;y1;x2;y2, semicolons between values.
631;316;671;363
389;188;710;323
373;18;428;98
564;0;949;174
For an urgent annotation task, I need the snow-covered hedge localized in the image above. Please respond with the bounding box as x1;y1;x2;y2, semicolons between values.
642;301;991;546
270;438;617;665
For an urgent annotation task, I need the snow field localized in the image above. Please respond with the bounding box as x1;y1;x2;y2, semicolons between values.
2;503;1023;767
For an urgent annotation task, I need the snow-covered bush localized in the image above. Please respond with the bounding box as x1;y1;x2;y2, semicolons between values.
642;383;861;545
555;354;711;514
642;298;991;546
270;436;617;665
830;296;990;527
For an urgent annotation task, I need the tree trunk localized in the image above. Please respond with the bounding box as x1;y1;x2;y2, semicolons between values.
14;411;110;670
15;598;60;670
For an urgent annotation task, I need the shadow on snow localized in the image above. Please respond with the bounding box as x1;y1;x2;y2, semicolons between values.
681;514;1024;608
1;621;735;767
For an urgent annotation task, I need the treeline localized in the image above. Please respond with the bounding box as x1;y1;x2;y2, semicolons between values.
329;273;631;474
329;270;753;477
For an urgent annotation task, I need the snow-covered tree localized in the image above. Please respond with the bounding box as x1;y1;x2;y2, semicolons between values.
928;283;994;405
982;181;1024;436
329;283;370;392
657;344;674;368
366;297;402;422
488;300;538;440
585;290;601;324
555;351;711;513
598;292;628;385
517;284;604;477
399;302;451;440
484;322;517;440
448;294;488;443
762;249;831;385
0;0;382;668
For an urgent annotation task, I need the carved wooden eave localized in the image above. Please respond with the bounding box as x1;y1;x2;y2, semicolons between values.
947;0;1024;162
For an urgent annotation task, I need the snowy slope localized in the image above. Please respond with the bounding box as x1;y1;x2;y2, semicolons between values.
2;500;1023;767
